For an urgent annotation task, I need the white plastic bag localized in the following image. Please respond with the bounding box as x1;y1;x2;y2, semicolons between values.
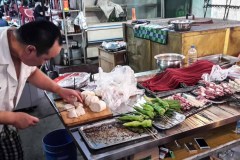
94;66;144;111
202;64;240;82
74;12;87;30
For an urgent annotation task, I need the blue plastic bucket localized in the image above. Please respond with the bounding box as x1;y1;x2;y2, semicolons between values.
42;129;77;160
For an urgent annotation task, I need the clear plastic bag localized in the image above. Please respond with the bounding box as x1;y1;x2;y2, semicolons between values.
202;65;240;82
74;12;87;30
94;66;144;111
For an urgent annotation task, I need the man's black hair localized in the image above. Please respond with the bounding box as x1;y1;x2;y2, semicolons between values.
15;20;62;56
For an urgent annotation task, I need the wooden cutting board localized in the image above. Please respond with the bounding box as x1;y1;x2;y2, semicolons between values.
55;101;113;127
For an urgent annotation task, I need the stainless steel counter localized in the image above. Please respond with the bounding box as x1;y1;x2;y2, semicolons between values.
45;82;240;160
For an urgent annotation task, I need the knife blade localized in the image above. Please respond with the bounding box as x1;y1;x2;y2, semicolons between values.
38;107;75;119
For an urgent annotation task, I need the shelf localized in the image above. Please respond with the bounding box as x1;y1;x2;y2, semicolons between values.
85;4;127;12
127;3;157;8
69;58;84;61
63;9;81;13
63;32;83;36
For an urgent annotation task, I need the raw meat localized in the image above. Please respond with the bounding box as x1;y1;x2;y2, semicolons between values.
89;100;107;112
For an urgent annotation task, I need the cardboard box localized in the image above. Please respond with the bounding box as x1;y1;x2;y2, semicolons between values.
98;47;127;72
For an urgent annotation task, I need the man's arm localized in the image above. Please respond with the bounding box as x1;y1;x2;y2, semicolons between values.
27;68;61;94
0;111;39;129
27;68;82;102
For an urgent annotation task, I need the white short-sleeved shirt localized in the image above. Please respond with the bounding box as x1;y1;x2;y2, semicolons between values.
0;27;37;131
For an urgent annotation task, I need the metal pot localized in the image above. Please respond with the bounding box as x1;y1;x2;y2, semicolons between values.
171;20;193;31
154;53;185;71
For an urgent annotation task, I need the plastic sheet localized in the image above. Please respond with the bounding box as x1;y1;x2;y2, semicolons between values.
202;65;240;82
94;66;144;111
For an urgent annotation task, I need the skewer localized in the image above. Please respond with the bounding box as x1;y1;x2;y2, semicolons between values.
186;117;199;127
163;115;181;125
38;106;75;119
145;128;159;140
160;116;175;127
74;77;76;90
198;112;213;121
145;129;157;140
217;105;235;115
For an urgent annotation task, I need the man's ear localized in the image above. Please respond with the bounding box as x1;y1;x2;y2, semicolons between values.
25;45;36;55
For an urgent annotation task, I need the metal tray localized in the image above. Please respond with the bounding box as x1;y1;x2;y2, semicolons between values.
137;82;200;98
182;102;212;118
198;54;240;66
78;118;158;150
153;111;186;130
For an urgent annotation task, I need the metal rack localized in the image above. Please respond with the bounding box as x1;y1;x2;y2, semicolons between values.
203;0;240;20
60;0;87;64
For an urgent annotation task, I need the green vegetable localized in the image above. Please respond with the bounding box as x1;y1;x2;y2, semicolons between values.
147;97;169;110
141;120;152;127
144;95;155;102
152;103;166;116
155;98;170;110
118;115;144;122
163;99;181;111
132;111;151;119
142;104;154;112
123;120;152;128
134;106;155;119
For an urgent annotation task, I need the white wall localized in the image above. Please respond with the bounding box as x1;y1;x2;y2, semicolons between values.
192;0;211;18
211;0;240;20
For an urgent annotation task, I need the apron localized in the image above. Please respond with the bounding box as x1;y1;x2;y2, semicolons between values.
0;125;23;160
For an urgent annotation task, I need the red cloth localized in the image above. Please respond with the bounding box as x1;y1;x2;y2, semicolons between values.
140;60;214;92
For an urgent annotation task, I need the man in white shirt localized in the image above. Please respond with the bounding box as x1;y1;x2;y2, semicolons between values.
0;20;82;159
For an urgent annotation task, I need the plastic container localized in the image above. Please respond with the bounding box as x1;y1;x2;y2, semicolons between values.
187;45;198;66
132;8;136;20
63;0;69;11
42;129;77;160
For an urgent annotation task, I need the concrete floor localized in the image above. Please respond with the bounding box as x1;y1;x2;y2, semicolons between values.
16;91;83;160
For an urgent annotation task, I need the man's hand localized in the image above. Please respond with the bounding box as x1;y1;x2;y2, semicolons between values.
56;87;83;103
12;112;39;129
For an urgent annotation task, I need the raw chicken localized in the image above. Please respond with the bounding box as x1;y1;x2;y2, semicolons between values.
68;108;78;118
81;90;95;100
75;106;86;116
59;104;75;112
89;100;107;112
85;95;99;106
73;101;83;108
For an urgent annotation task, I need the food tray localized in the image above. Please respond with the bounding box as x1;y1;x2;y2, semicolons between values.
78;118;158;150
153;111;186;130
182;102;212;118
198;54;240;66
137;82;200;98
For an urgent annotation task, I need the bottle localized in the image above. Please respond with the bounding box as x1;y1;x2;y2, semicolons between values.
63;0;69;11
236;120;240;134
62;53;69;66
187;45;198;66
132;8;136;21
